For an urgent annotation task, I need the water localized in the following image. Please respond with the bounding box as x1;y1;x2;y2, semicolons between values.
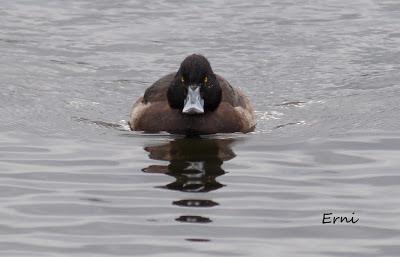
1;0;400;256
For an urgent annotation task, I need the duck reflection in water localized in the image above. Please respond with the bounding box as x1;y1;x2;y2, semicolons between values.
142;137;237;225
142;137;236;193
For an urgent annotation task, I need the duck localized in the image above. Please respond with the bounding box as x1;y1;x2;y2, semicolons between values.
129;54;256;135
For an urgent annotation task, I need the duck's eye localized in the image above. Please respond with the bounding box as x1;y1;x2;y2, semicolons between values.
204;76;208;84
181;77;185;83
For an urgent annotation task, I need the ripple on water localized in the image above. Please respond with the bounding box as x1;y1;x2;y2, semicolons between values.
2;0;400;255
0;130;400;256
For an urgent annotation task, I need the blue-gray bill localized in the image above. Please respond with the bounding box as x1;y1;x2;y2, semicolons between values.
182;86;204;114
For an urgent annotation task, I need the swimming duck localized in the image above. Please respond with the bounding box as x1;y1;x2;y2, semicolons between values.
129;54;255;134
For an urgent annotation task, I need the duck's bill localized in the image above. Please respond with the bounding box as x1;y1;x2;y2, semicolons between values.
182;86;204;114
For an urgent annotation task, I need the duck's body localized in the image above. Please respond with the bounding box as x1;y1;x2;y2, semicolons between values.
129;55;256;135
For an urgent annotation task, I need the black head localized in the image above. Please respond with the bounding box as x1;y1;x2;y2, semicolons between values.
167;54;222;114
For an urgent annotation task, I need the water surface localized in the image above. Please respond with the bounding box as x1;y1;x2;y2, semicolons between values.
1;0;400;256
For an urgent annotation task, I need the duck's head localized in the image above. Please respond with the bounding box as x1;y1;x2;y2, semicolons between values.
167;54;222;115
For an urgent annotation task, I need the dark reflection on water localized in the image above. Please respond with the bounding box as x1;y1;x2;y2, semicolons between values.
175;215;212;223
142;137;236;224
173;199;219;208
142;137;236;193
185;238;211;243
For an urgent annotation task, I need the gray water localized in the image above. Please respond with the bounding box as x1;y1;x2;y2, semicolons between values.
1;0;400;256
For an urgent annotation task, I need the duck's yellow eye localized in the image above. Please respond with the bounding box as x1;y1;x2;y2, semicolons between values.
181;77;185;83
204;76;208;83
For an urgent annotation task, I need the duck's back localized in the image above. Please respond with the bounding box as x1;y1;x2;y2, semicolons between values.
130;73;256;134
142;73;175;104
